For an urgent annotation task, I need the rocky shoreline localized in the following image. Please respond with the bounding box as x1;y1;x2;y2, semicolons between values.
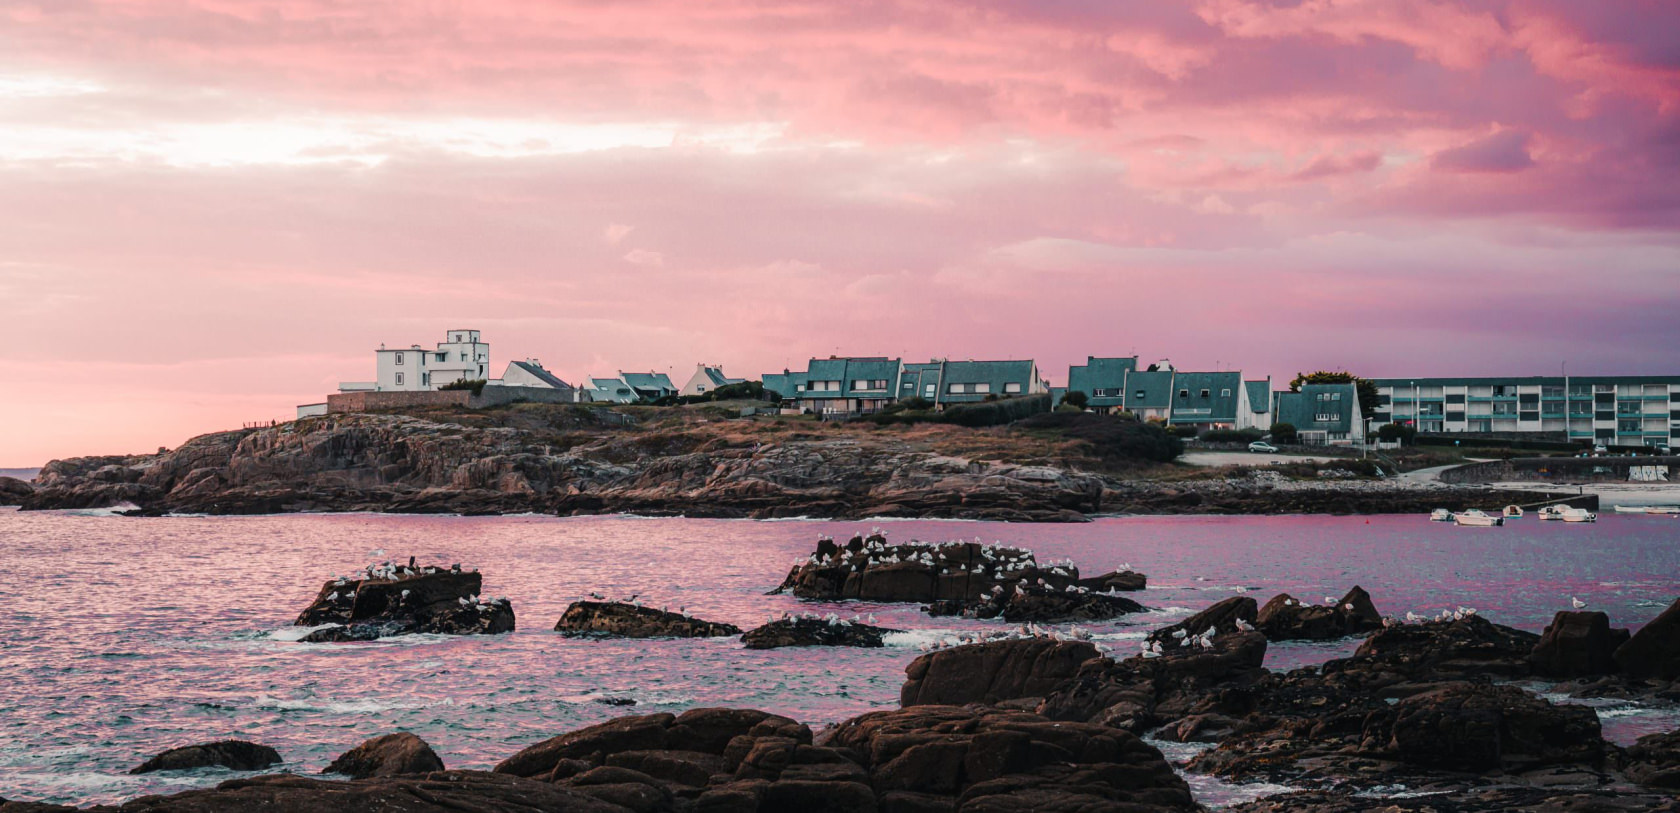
6;412;1583;520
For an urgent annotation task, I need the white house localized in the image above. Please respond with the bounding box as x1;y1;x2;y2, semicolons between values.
500;359;571;389
679;364;745;398
339;329;490;393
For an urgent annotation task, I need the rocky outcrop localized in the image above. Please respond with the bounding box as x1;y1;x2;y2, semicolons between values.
772;533;1087;603
130;740;281;774
1614;596;1680;679
1530;610;1629;678
294;561;514;642
1146;596;1257;652
900;637;1099;707
1076;569;1147;592
1039;631;1269;734
1254;586;1382;641
1224;787;1680;812
0;476;32;505
555;601;741;638
1335;614;1540;681
740;616;894;649
323;733;444;779
95;771;627;812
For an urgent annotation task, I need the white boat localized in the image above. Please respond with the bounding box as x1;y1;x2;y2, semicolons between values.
1537;505;1565;521
1502;505;1523;518
1560;508;1597;523
1453;509;1504;527
1612;505;1680;514
1429;508;1453;522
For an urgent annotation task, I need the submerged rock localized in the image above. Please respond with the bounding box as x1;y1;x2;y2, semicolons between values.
1254;586;1382;641
1530;610;1628;678
771;532;1095;603
1614;596;1680;679
924;583;1145;623
130;740;281;774
324;732;444;779
740;615;896;649
554;601;741;638
293;561;514;642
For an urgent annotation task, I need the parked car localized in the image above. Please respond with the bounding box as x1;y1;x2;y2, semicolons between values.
1248;441;1279;453
1593;444;1607;454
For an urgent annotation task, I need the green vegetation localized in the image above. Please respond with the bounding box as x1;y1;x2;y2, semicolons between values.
1201;427;1265;443
1017;412;1183;464
439;378;488;396
1269;422;1298;444
652;380;773;406
1059;390;1088;409
863;394;1051;428
1288;370;1380;415
1376;423;1417;443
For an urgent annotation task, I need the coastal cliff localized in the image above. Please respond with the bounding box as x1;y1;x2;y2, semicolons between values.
18;404;1561;519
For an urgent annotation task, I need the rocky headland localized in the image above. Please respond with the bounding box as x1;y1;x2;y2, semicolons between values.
293;560;514;642
11;404;1573;519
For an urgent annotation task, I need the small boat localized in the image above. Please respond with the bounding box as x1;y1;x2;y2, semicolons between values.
1430;508;1453;522
1612;505;1680;514
1453;509;1504;527
1537;505;1565;521
1503;505;1523;518
1560;508;1597;523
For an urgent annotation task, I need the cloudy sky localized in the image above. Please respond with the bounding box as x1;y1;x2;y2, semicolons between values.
2;1;1678;464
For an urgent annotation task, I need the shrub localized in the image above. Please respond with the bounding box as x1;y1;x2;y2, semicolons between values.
1270;422;1298;444
1202;428;1265;443
1059;390;1089;409
1164;424;1199;439
1376;423;1417;443
1018;412;1182;463
440;378;487;396
941;394;1052;427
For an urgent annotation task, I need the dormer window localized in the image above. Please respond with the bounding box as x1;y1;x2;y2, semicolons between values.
1178;389;1189;398
1200;389;1210;398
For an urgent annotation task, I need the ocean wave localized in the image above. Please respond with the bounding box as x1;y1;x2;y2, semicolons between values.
253;694;454;714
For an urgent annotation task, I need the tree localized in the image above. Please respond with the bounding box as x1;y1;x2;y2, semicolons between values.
1270;422;1298;444
1060;390;1089;409
1289;370;1380;415
1376;423;1417;444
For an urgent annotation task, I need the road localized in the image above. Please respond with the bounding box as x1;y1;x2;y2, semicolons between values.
1179;450;1346;467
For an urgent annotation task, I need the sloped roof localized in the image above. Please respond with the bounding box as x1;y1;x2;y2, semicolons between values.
511;360;571;389
588;376;638;403
761;371;804;399
1167;371;1243;424
1275;383;1357;432
700;366;744;387
801;357;903;399
1067;357;1138;407
1244;380;1271;414
620;372;675;393
1123;370;1175;410
928;360;1039;404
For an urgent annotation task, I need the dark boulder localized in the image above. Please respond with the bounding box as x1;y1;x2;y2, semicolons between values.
294;561;514;642
740;616;895;649
1146;596;1257;652
1255;587;1383;641
1360;682;1605;773
1075;570;1147;592
324;732;444;779
1221;787;1680;812
494;708;809;781
900;637;1100;707
0;476;33;506
556;601;741;638
1039;631;1268;732
130;740;281;774
1624;730;1680;790
924;583;1145;623
1530;611;1628;678
1614;596;1680;679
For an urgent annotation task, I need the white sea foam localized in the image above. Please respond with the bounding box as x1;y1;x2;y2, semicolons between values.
253;695;453;714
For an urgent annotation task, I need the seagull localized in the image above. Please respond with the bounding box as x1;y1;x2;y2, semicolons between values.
1571;597;1587;609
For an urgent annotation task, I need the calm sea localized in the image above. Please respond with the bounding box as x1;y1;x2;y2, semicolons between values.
2;508;1677;807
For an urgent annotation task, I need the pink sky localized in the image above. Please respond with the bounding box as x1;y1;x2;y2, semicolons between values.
2;1;1679;465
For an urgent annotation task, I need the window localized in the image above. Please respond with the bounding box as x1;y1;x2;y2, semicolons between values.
436;353;446;362
460;353;468;362
1199;389;1210;398
1135;390;1146;399
947;384;963;394
1178;389;1189;398
1221;388;1231;398
395;372;405;385
1005;382;1022;394
924;384;935;396
974;383;990;394
1314;413;1337;422
422;373;430;386
395;353;404;365
1446;393;1465;404
1332;392;1341;400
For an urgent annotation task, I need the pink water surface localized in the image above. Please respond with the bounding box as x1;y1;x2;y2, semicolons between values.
1;509;1677;806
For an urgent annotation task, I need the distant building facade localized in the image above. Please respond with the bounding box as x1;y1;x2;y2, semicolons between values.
338;329;490;393
1373;376;1680;447
679;364;745;398
1274;383;1365;445
900;359;1049;406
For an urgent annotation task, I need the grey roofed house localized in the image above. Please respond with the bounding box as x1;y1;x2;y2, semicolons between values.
760;370;806;401
587;376;638;403
1245;380;1271;415
1274;383;1363;442
1122;370;1176;412
504;360;572;389
619;371;676;400
797;357;904;412
1168;371;1244;426
902;359;1046;406
1066;356;1139;409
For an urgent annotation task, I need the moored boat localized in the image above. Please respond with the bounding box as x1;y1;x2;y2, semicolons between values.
1612;505;1680;514
1453;509;1504;527
1430;508;1452;522
1537;505;1565;521
1503;505;1523;518
1559;507;1597;523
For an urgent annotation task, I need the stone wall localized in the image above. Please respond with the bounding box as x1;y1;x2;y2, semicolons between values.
1441;456;1677;484
326;386;577;414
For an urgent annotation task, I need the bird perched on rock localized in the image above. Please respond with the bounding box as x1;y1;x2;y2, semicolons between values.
1572;596;1587;609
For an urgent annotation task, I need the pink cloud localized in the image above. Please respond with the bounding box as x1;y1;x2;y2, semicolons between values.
1431;129;1535;173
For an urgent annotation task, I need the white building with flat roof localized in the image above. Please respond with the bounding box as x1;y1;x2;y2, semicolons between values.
339;329;491;392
